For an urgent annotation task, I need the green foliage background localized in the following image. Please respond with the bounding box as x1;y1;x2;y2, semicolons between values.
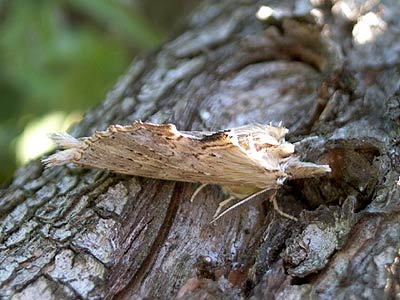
0;0;197;183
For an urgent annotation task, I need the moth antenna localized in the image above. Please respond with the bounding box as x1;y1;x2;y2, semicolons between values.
210;188;298;223
210;188;270;223
190;183;208;202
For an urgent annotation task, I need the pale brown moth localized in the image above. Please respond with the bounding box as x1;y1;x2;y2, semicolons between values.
43;120;331;221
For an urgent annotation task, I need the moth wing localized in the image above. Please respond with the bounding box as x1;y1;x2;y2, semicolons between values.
44;121;283;188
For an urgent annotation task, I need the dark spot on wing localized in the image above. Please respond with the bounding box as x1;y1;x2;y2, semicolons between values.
200;131;230;142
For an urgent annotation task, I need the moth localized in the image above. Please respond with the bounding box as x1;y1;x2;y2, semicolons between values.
43;120;331;221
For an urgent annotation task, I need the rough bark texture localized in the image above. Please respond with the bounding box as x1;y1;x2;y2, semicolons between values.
1;0;400;299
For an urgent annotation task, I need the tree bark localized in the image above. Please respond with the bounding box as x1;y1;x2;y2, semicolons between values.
1;0;400;299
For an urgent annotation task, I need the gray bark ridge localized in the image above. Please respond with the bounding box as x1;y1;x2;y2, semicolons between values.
1;0;400;299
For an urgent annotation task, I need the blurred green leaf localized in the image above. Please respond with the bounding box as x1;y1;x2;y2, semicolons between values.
66;0;164;49
0;0;170;182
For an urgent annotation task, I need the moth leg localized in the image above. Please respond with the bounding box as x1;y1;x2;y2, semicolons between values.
190;183;208;202
271;193;298;221
213;196;236;219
